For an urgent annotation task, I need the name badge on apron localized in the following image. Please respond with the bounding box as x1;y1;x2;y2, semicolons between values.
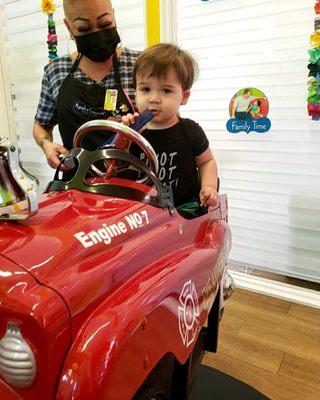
104;89;118;111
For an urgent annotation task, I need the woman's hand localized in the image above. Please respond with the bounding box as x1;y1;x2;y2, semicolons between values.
42;141;68;169
199;185;218;207
33;123;68;170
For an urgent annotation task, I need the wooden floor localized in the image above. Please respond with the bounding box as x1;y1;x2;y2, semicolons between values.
203;288;320;400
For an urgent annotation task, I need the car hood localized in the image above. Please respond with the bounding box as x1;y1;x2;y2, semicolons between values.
1;190;158;276
0;189;174;332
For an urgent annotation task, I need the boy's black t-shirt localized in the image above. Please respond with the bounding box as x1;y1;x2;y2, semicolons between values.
131;118;209;206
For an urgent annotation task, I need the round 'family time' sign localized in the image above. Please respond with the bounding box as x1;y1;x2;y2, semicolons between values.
226;88;271;134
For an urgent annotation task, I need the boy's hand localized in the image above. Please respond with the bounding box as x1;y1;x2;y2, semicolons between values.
199;186;218;207
121;112;140;127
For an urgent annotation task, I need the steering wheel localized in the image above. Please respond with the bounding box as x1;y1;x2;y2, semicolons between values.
72;119;158;180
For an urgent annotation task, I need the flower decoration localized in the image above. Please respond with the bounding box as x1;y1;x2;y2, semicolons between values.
41;0;56;15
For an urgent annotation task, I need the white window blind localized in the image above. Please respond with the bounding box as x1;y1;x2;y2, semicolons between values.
176;0;320;282
1;0;145;188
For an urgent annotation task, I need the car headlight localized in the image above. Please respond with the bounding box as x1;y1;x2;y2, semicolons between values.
0;322;36;388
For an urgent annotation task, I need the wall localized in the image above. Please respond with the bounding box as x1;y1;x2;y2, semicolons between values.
176;0;320;282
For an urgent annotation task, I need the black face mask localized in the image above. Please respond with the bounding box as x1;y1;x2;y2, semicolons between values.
74;27;120;62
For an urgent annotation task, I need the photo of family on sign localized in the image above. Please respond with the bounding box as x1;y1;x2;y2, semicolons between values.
229;88;269;120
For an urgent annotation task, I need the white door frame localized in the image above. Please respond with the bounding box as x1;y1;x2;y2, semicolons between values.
0;5;16;141
160;0;177;43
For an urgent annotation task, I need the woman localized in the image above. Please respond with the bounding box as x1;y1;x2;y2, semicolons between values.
33;0;140;169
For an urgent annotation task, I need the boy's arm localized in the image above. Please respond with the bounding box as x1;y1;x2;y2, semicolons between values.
196;148;218;207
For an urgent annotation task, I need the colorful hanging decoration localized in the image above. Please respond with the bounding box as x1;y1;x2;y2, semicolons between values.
307;3;320;119
41;0;58;61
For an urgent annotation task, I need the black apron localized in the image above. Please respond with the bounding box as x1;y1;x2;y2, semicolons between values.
57;52;135;151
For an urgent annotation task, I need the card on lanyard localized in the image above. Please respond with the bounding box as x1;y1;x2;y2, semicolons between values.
104;89;118;111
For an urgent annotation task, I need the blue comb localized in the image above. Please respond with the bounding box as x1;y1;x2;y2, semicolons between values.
130;109;154;132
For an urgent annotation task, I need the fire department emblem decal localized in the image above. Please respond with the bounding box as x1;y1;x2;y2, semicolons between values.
178;280;200;347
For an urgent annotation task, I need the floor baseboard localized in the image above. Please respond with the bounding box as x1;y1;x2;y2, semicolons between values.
229;271;320;309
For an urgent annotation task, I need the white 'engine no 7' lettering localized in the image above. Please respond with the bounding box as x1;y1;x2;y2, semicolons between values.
74;210;149;248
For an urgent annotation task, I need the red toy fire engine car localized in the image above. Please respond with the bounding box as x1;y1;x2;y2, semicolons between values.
0;121;233;400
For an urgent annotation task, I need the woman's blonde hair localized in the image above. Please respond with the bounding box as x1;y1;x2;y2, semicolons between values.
133;43;198;91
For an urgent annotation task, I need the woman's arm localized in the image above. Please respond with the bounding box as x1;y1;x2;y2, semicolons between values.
33;122;68;169
33;122;53;146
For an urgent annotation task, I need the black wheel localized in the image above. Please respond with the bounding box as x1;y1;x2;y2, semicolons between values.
133;355;174;400
205;288;221;352
134;293;221;400
171;290;221;399
171;328;207;400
